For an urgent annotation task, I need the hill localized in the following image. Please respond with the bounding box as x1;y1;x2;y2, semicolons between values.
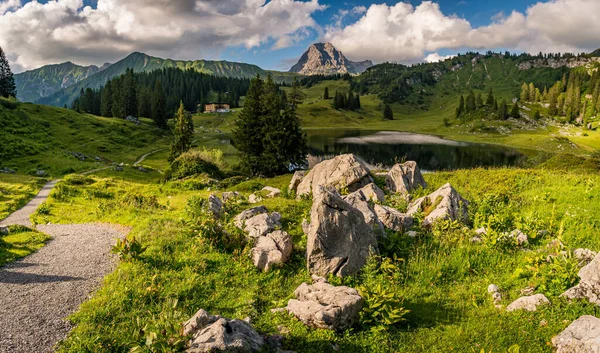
290;42;373;75
14;62;110;103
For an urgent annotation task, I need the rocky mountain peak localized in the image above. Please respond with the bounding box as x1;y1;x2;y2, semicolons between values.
290;42;373;76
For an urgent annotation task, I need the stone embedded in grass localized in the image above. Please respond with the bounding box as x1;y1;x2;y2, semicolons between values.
552;315;600;353
407;183;469;228
285;278;363;331
261;186;281;198
234;206;268;229
373;204;413;233
248;194;262;204
487;284;499;294
563;252;600;305
506;294;550;312
0;225;8;235
207;194;223;219
296;154;373;198
385;161;427;194
288;170;305;193
182;309;264;353
222;191;240;202
243;212;281;238
251;230;293;272
508;229;529;246
574;248;597;266
306;186;378;277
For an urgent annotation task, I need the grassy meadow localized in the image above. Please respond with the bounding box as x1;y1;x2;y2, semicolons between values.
0;225;51;266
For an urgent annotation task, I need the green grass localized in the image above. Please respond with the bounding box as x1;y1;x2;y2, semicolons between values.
29;158;600;353
0;174;48;220
0;226;51;266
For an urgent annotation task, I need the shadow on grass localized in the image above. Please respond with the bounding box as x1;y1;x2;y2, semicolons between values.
401;299;463;329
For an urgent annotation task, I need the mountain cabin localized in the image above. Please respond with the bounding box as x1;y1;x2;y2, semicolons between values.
203;103;231;113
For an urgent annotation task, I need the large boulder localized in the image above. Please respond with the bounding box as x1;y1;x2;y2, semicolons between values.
234;206;268;229
373;204;413;233
296;154;373;198
285;278;363;331
289;171;305;193
244;212;281;238
306;187;378;277
386;161;427;194
207;194;223;219
251;230;293;271
342;190;385;235
506;294;550;312
552;315;600;353
358;183;386;203
183;309;264;353
563;253;600;305
407;183;469;227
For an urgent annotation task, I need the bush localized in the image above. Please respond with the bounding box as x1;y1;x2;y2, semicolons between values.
164;149;224;180
111;236;146;261
63;175;95;186
0;97;19;110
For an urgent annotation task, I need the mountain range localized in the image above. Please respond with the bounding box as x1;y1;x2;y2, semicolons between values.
289;42;373;75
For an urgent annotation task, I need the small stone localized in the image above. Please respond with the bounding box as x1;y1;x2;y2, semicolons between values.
506;294;550;312
475;227;487;235
248;194;262;204
540;319;548;327
0;225;8;235
405;231;418;238
262;186;281;198
222;191;240;202
492;292;502;304
487;284;499;294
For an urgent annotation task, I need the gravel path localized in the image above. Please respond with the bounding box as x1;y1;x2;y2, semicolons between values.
0;180;58;227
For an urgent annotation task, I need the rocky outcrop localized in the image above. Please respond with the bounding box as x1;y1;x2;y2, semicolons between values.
506;294;550;312
183;309;264;352
234;206;268;229
262;186;281;198
285;278;363;331
306;186;378;277
575;248;598;266
357;183;385;203
207;194;223;218
243;213;282;238
386;161;427;194
518;56;600;70
251;230;293;272
296;154;373;198
373;204;413;233
222;191;240;202
407;183;469;227
563;253;600;305
289;171;305;193
552;315;600;353
289;42;373;76
342;190;384;235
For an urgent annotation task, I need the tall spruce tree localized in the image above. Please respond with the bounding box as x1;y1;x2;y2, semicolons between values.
510;102;520;118
486;88;495;106
323;87;329;99
456;95;464;118
169;101;194;162
232;75;265;173
0;46;16;98
151;80;167;128
101;80;113;117
498;99;508;120
383;104;394;120
288;77;305;107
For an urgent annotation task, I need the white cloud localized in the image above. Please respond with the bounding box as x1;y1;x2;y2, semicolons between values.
325;0;600;64
424;52;455;63
0;0;19;15
0;0;326;71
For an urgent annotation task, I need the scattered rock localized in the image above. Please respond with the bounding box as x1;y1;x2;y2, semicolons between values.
574;248;598;266
386;161;427;194
70;152;87;161
262;186;281;198
563;253;600;305
488;284;499;294
251;230;293;271
407;183;469;227
296;154;373;198
0;225;8;235
244;212;281;238
470;236;482;244
114;166;124;172
207;194;223;218
234;206;268;229
509;229;529;246
0;167;16;174
357;183;386;203
520;286;536;296
222;191;240;202
552;315;600;353
488;284;502;304
475;227;488;236
373;204;413;233
289;171;305;193
137;166;149;173
405;230;418;238
306;186;378;277
506;294;550;312
248;194;262;204
285;279;363;331
342;190;385;235
492;292;502;304
35;170;47;177
183;309;264;353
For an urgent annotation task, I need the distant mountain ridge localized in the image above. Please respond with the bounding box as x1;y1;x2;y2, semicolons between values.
290;42;373;76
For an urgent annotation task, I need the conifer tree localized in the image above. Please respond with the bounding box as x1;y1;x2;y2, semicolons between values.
288;77;305;108
492;99;498;112
486;87;494;106
232;75;265;173
101;80;113;117
528;83;536;103
169;101;194;162
520;83;530;102
383;104;394;120
510;102;520;118
498;99;508;120
476;93;484;108
456;95;464;118
465;91;476;112
151;80;167;128
323;87;329;99
0;46;16;98
533;110;541;120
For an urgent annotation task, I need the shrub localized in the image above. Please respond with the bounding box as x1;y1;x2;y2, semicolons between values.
184;196;244;251
111;236;146;261
63;174;95;186
51;184;80;202
35;202;51;215
121;193;162;210
0;97;19;110
164;149;224;180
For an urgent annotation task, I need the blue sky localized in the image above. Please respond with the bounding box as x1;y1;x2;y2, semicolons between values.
2;0;599;72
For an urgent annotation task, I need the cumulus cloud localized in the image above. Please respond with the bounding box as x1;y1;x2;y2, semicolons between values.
424;53;455;63
325;0;600;64
0;0;326;71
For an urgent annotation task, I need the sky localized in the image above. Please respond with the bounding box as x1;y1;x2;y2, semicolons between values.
1;0;600;73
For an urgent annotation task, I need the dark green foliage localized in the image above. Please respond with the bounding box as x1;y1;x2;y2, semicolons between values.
100;80;113;117
323;86;329;99
498;99;508;120
151;80;167;128
534;110;541;120
510;102;520;118
332;90;360;111
288;77;306;107
486;88;495;106
164;150;223;180
455;95;464;118
465;91;476;112
169;102;194;162
0;46;16;99
383;104;394;120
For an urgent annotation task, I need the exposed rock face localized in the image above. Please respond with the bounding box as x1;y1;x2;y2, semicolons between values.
183;309;264;353
342;190;385;235
506;294;550;312
285;278;363;331
234;206;268;229
251;230;293;271
244;213;282;238
289;42;373;76
357;183;385;203
306;187;378;277
518;56;600;70
407;183;469;227
373;204;413;233
289;171;305;193
207;194;223;218
563;253;600;305
296;154;373;198
552;315;600;353
386;161;427;194
262;186;281;198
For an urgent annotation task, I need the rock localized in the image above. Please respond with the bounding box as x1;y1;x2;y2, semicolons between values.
575;248;598;266
520;286;536;296
289;171;305;193
373;204;413;233
563;253;600;305
506;294;550;312
385;161;427;194
251;230;293;271
248;194;262;204
285;279;363;331
552;315;600;353
183;309;264;353
306;186;379;277
407;183;469;227
114;166;124;171
262;186;281;198
342;190;385;235
588;123;594;130
475;227;487;235
234;206;268;229
296;154;373;198
470;236;482;244
405;230;418;238
0;225;8;235
492;292;502;304
222;191;240;202
301;219;310;234
358;183;386;203
207;194;223;218
0;167;16;174
35;170;47;177
509;229;529;246
488;284;499;294
244;212;282;238
137;166;149;173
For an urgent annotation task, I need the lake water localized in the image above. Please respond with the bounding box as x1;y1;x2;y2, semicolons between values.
306;130;528;171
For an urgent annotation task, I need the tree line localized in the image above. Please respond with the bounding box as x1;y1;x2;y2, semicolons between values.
71;67;251;128
455;88;521;120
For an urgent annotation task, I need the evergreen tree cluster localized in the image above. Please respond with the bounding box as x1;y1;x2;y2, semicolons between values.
332;90;361;110
0;46;16;98
298;73;351;88
455;88;519;120
71;67;251;127
232;75;308;176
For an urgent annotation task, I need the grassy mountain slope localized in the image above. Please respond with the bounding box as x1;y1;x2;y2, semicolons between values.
14;62;107;103
37;52;298;108
0;98;170;176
